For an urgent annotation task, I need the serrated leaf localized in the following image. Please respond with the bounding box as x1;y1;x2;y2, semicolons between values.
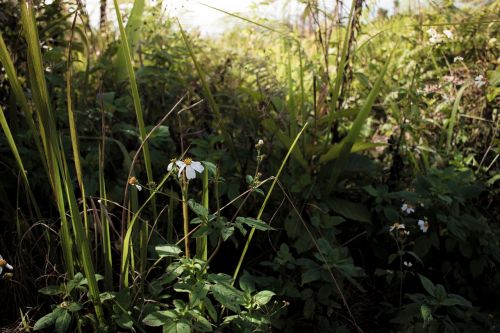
156;244;182;258
253;290;275;306
33;310;59;330
191;313;213;332
188;199;209;219
143;310;174;327
418;274;436;297
210;283;243;313
55;310;71;333
39;285;63;296
67;302;83;312
164;320;191;333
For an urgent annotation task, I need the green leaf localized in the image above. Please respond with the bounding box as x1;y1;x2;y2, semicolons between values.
210;283;243;313
204;298;218;322
418;274;436;297
191;313;213;332
301;269;321;285
55;310;71;333
330;199;371;223
39;285;63;296
253;290;275;306
235;217;275;231
164;320;191;333
67;303;83;312
420;304;433;328
156;244;182;258
143;311;175;327
188;199;209;219
33;310;59;330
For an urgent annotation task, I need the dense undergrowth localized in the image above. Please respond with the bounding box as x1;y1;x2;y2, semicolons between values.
0;0;499;332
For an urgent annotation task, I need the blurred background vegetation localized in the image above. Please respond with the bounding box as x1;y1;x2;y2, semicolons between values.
0;0;498;332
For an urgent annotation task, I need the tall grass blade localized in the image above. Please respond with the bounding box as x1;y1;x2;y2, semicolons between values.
327;45;396;192
112;0;156;213
447;83;469;150
115;0;145;82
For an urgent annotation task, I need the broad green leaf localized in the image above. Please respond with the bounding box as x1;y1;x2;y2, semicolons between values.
55;310;71;333
33;309;62;330
191;313;213;332
188;199;209;219
253;290;275;306
418;274;436;297
38;285;63;296
156;244;182;258
210;283;243;313
143;310;175;327
330;199;371;223
164;320;191;333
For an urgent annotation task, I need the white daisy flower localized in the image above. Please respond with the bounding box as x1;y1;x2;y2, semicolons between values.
443;29;453;39
0;255;13;274
418;219;429;233
401;203;415;214
175;158;204;180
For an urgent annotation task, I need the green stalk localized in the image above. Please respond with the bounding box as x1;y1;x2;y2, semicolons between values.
60;152;104;323
98;145;113;291
181;177;191;259
196;168;209;261
232;123;309;284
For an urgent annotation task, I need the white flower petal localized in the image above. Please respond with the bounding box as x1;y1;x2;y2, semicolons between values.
5;263;13;270
0;267;2;274
135;185;142;191
191;161;204;173
176;160;185;168
167;162;173;171
186;166;196;179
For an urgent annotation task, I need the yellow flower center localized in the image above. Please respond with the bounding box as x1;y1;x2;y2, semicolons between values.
0;259;6;267
128;176;138;185
183;158;192;165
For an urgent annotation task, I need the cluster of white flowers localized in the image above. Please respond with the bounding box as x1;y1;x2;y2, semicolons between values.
403;261;413;268
474;75;486;88
453;56;464;63
401;202;415;214
427;28;453;44
0;255;13;274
